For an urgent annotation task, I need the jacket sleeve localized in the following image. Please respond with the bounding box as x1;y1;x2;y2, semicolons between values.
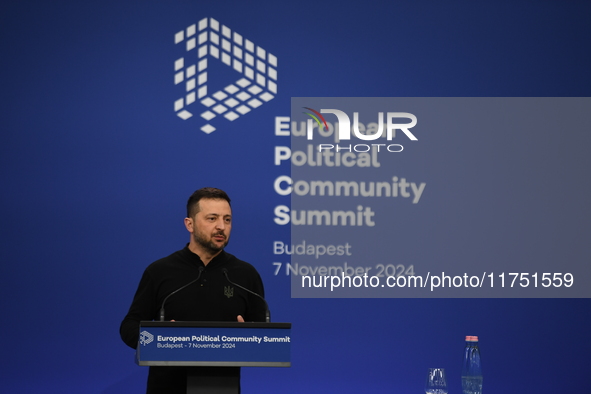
119;269;158;349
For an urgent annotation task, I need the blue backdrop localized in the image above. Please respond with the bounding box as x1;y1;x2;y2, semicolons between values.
1;1;590;393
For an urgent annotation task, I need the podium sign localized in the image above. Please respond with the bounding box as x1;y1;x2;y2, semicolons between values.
136;321;291;367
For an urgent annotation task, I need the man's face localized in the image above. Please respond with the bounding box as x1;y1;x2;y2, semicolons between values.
186;198;232;254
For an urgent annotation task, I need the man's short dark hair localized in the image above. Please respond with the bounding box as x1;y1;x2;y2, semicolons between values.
186;187;231;218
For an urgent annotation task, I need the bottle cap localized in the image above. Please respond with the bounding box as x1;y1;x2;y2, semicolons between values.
465;335;479;341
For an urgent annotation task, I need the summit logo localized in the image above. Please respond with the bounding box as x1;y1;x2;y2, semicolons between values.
173;18;278;134
139;330;154;346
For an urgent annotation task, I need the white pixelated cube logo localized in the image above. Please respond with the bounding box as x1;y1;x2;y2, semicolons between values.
139;330;154;346
174;18;278;134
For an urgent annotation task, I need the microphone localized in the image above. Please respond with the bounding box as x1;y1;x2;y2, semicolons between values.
159;266;204;321
222;268;270;323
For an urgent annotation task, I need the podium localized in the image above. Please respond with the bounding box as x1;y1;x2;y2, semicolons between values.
136;321;291;393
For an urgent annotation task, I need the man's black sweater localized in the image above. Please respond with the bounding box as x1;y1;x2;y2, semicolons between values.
120;246;265;392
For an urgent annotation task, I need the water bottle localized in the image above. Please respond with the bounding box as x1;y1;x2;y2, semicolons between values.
461;335;483;394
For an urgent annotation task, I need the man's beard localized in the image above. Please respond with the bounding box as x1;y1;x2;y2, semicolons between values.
193;231;229;253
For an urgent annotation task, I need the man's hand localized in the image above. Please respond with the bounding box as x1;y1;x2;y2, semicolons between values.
237;315;245;322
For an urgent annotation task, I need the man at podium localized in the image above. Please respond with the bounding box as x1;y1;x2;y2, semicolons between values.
120;187;267;393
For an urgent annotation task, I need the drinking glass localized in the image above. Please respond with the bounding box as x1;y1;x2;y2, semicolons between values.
425;368;448;394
